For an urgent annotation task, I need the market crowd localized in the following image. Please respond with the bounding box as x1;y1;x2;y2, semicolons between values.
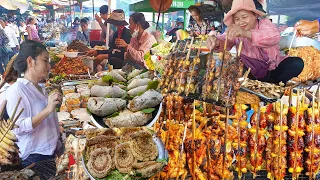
0;0;319;167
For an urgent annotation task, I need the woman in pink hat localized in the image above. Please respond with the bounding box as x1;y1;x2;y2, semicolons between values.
207;0;304;83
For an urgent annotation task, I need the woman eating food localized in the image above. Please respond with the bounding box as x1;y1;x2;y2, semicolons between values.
115;12;157;69
4;40;62;167
207;0;304;83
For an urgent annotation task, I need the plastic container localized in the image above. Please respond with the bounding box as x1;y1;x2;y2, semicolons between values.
62;86;75;95
65;93;81;106
80;90;90;108
66;103;81;113
76;84;90;94
65;51;78;58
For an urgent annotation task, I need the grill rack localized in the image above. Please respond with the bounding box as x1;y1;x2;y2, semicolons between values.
31;159;56;180
233;170;320;180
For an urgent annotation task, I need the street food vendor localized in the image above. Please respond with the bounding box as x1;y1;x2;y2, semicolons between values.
114;12;157;69
5;40;61;167
86;10;132;69
76;18;90;46
295;19;320;36
187;5;214;37
207;0;304;83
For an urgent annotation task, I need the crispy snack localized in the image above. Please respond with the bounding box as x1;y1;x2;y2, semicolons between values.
236;91;260;104
288;46;320;82
67;40;90;52
51;57;88;75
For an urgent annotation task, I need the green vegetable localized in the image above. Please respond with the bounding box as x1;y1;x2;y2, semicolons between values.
105;170;132;180
86;107;92;115
156;158;168;163
196;104;204;113
147;80;159;90
104;95;112;98
136;91;145;97
141;108;156;114
106;111;120;118
102;75;119;83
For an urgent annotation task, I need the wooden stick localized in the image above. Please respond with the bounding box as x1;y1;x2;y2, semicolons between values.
310;91;316;180
237;104;242;179
216;35;229;102
0;100;7;120
293;90;300;179
253;103;261;178
0;108;24;144
11;97;22;122
183;42;189;53
278;101;283;180
186;37;194;61
237;41;243;58
191;100;196;180
196;39;203;57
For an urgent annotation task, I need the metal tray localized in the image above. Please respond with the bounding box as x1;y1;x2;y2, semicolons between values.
81;131;168;180
240;87;279;103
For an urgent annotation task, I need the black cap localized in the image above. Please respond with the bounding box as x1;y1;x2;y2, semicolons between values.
99;5;109;14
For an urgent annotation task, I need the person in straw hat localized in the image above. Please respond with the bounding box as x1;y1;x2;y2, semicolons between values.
207;0;304;83
87;9;132;70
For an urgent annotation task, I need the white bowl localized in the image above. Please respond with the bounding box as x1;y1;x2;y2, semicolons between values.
64;51;79;58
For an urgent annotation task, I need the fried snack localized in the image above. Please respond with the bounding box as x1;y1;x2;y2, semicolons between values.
236;91;260;104
51;57;88;75
288;46;320;82
87;148;113;178
67;40;90;52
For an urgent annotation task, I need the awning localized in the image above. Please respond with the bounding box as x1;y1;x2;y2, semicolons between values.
0;0;29;13
268;0;320;20
129;0;195;12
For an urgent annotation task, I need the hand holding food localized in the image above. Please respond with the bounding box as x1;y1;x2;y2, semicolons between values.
206;35;220;50
96;54;108;61
86;50;98;57
95;13;102;23
47;91;62;112
226;24;250;40
295;20;319;36
115;38;128;48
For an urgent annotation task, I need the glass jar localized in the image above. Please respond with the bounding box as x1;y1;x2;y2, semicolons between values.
80;90;90;108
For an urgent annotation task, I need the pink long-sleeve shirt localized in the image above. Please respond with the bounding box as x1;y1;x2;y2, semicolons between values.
125;30;157;69
216;18;287;70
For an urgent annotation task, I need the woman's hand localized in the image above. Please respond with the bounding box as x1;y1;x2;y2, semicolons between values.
46;91;62;113
115;38;128;48
86;50;98;57
96;54;108;61
95;14;102;24
206;35;220;50
226;24;251;40
295;20;319;36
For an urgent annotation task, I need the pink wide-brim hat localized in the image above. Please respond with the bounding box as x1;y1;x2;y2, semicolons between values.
223;0;266;26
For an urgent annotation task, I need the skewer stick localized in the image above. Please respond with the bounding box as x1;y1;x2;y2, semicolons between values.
178;38;194;94
216;35;228;102
11;97;22;122
0;108;24;144
310;91;316;180
237;104;242;179
278;101;283;180
196;39;203;57
293;90;300;179
222;85;232;180
183;41;189;53
253;103;261;178
192;100;196;180
0;100;7;120
237;41;243;58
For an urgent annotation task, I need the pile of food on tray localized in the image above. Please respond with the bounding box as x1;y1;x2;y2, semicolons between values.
82;127;166;179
